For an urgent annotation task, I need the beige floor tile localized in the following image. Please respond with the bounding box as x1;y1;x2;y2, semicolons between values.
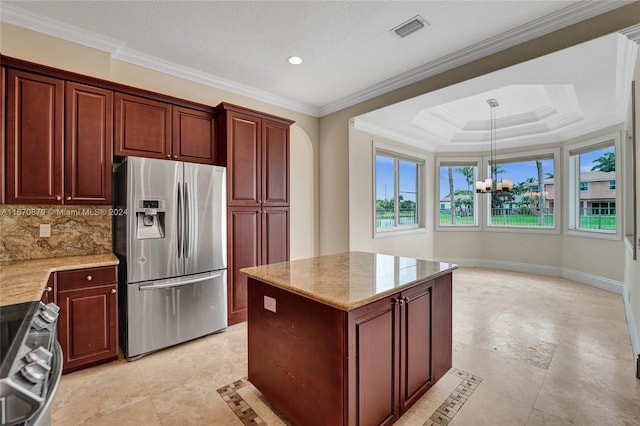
150;374;242;425
51;359;148;425
53;397;162;426
525;408;567;426
448;383;533;426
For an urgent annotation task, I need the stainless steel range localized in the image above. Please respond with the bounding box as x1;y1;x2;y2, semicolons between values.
0;301;63;426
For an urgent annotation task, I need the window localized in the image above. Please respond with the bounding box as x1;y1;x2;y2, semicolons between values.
374;147;424;233
437;161;478;227
487;156;555;228
567;136;618;235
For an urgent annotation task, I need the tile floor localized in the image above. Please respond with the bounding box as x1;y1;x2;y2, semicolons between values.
50;268;640;425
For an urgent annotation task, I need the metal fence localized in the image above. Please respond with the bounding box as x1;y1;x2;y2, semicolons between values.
438;206;615;230
376;209;417;228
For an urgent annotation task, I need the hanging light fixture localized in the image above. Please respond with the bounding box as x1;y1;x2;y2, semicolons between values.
475;98;513;194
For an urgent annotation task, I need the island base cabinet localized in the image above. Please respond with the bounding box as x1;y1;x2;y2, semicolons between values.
247;273;453;426
247;278;346;426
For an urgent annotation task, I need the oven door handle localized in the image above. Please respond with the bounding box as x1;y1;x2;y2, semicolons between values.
138;272;223;291
27;341;63;425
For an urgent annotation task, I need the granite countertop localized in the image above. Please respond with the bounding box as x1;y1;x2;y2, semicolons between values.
0;253;119;306
240;251;458;311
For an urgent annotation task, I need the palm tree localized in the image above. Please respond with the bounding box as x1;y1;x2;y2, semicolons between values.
456;166;475;193
448;167;455;224
590;151;615;172
536;160;546;225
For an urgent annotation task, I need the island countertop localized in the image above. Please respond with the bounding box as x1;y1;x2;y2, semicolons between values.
240;251;458;311
0;253;119;306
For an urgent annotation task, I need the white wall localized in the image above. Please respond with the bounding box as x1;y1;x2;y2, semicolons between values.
623;49;640;371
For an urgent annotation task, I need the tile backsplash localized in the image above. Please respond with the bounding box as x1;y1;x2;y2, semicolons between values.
0;205;112;261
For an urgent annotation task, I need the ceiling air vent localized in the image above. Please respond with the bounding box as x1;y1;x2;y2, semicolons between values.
391;15;428;38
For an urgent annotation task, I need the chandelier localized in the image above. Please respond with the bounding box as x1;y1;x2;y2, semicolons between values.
475;98;513;194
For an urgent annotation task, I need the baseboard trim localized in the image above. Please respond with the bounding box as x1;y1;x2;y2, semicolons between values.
438;258;623;294
623;285;640;378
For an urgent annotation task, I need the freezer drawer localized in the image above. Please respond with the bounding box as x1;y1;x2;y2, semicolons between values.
123;270;227;359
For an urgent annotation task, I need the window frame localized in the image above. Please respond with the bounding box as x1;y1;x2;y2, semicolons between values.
564;132;621;240
373;142;426;237
435;157;482;232
482;147;561;234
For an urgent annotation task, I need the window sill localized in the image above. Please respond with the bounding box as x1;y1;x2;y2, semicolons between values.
374;227;427;239
565;228;620;241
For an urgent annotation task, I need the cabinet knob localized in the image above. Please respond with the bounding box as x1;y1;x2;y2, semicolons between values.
45;287;52;292
66;196;72;201
166;154;171;159
111;288;116;294
55;196;61;201
86;275;92;281
173;154;178;159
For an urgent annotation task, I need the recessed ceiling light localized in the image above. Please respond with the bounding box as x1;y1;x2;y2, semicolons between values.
287;55;303;65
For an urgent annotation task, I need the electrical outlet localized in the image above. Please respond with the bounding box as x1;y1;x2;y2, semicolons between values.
264;296;276;313
39;224;51;238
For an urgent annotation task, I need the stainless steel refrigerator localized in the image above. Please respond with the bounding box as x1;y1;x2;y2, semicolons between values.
113;156;227;360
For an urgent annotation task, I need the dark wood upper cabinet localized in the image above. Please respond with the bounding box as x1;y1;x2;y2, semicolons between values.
262;120;289;206
172;106;215;164
6;69;64;204
114;92;171;160
225;111;261;205
65;82;113;204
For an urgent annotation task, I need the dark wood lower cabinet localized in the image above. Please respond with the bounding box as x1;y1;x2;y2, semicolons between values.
56;266;118;374
248;273;453;426
228;207;289;325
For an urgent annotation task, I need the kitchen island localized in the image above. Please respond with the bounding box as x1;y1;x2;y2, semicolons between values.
240;251;458;426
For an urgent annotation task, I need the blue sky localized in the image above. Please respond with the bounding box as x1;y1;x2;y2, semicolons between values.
437;146;613;197
376;146;614;201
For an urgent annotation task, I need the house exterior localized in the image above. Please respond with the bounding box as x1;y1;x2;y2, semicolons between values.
528;171;616;215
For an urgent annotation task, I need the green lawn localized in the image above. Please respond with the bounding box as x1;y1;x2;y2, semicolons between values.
439;213;616;230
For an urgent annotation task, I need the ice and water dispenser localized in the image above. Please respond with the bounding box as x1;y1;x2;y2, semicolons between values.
135;200;166;239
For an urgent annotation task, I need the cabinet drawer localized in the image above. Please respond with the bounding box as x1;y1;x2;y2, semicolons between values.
58;266;117;291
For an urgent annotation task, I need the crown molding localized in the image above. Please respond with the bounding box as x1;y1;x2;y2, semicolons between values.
621;23;640;43
111;47;319;117
318;1;633;117
0;3;123;53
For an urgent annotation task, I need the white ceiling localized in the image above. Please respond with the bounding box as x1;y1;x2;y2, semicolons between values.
354;32;639;152
1;1;638;152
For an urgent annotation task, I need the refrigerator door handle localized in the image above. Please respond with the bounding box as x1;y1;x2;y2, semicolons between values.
185;181;191;258
138;272;223;291
177;182;183;258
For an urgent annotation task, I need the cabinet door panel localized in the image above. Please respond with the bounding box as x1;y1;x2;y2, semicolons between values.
348;296;399;426
6;69;64;204
400;282;432;411
172;106;215;164
65;82;113;204
431;274;453;383
262;120;289;206
227;112;260;205
114;93;171;159
262;208;289;265
58;284;117;373
227;208;260;324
